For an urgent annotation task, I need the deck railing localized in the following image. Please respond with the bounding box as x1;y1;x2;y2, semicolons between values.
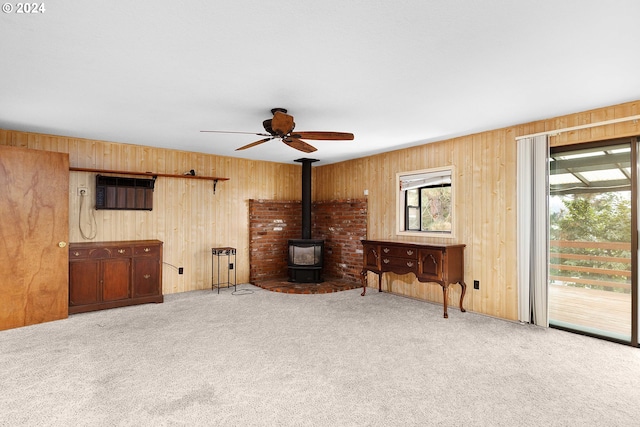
549;240;631;291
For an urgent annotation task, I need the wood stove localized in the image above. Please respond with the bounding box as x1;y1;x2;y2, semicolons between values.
288;239;324;282
288;158;324;283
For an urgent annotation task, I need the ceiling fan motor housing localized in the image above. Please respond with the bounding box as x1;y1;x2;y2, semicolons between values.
263;119;274;135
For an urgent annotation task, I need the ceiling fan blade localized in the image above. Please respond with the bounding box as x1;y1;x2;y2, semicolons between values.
290;131;354;140
235;137;274;151
283;137;317;153
271;111;295;135
200;130;271;137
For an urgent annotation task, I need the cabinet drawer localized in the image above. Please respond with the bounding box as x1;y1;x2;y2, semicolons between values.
380;245;418;259
70;247;112;259
381;256;418;271
110;246;132;257
69;248;92;259
133;245;160;256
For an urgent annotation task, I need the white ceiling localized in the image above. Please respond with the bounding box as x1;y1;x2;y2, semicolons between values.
2;0;640;165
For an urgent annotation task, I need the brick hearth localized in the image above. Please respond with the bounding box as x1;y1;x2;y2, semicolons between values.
253;278;362;294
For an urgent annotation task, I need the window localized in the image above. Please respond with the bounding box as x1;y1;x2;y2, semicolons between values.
396;166;454;237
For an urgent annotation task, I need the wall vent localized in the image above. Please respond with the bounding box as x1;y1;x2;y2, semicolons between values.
95;175;155;210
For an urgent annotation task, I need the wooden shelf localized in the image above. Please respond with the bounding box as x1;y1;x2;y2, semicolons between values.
70;167;229;182
70;167;228;193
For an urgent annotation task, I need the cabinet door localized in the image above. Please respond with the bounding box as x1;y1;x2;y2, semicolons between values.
418;249;443;281
133;258;159;297
363;245;380;270
102;258;131;301
69;261;100;306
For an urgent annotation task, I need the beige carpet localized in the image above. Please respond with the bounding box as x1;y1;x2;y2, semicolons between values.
1;284;639;426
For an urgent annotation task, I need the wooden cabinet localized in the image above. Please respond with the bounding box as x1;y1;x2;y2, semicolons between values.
68;240;163;314
361;240;466;318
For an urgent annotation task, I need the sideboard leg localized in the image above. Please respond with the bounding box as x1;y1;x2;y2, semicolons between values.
360;269;367;296
459;281;467;313
442;284;449;318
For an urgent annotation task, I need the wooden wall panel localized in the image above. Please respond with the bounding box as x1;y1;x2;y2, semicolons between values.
315;100;639;320
0;130;301;295
1;100;638;320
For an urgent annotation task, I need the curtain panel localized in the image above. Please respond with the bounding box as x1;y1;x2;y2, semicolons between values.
517;135;549;326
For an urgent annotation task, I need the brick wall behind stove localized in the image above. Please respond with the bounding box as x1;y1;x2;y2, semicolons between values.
249;198;368;283
249;200;302;283
313;199;367;283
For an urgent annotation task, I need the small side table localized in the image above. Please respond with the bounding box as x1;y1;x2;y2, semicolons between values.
211;247;237;293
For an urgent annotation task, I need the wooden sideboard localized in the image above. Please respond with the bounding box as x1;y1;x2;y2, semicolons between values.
361;240;466;318
68;240;163;314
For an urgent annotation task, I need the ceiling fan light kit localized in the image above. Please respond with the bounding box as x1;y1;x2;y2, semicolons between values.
201;108;354;154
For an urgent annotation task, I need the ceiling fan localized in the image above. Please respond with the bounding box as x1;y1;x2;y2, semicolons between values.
200;108;354;153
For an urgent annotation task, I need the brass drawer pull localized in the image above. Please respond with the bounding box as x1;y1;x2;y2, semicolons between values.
144;248;150;252
406;261;414;267
406;250;413;255
383;258;390;264
73;251;80;257
383;248;390;253
143;274;151;279
118;249;125;254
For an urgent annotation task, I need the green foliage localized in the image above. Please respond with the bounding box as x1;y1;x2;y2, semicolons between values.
550;192;631;243
550;191;631;293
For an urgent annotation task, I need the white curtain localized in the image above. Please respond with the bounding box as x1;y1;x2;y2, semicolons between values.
517;135;549;326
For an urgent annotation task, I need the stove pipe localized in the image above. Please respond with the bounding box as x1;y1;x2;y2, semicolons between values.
294;158;318;239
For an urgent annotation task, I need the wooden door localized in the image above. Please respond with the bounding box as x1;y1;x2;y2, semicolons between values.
0;145;69;330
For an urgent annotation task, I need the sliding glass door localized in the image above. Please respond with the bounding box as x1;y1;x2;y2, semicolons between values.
548;139;636;343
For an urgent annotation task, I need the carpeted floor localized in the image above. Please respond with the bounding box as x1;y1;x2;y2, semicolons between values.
1;284;639;426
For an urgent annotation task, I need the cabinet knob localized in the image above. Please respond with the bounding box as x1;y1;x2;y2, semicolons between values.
58;241;67;248
143;274;151;279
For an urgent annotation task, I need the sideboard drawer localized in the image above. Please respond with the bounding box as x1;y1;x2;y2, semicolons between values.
133;244;161;256
380;245;418;259
381;256;418;271
112;246;133;257
69;248;93;260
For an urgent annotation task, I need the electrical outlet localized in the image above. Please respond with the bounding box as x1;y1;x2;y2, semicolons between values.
77;186;89;196
473;280;479;290
178;267;184;274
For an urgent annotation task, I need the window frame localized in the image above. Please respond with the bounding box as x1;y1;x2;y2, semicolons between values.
396;166;455;238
